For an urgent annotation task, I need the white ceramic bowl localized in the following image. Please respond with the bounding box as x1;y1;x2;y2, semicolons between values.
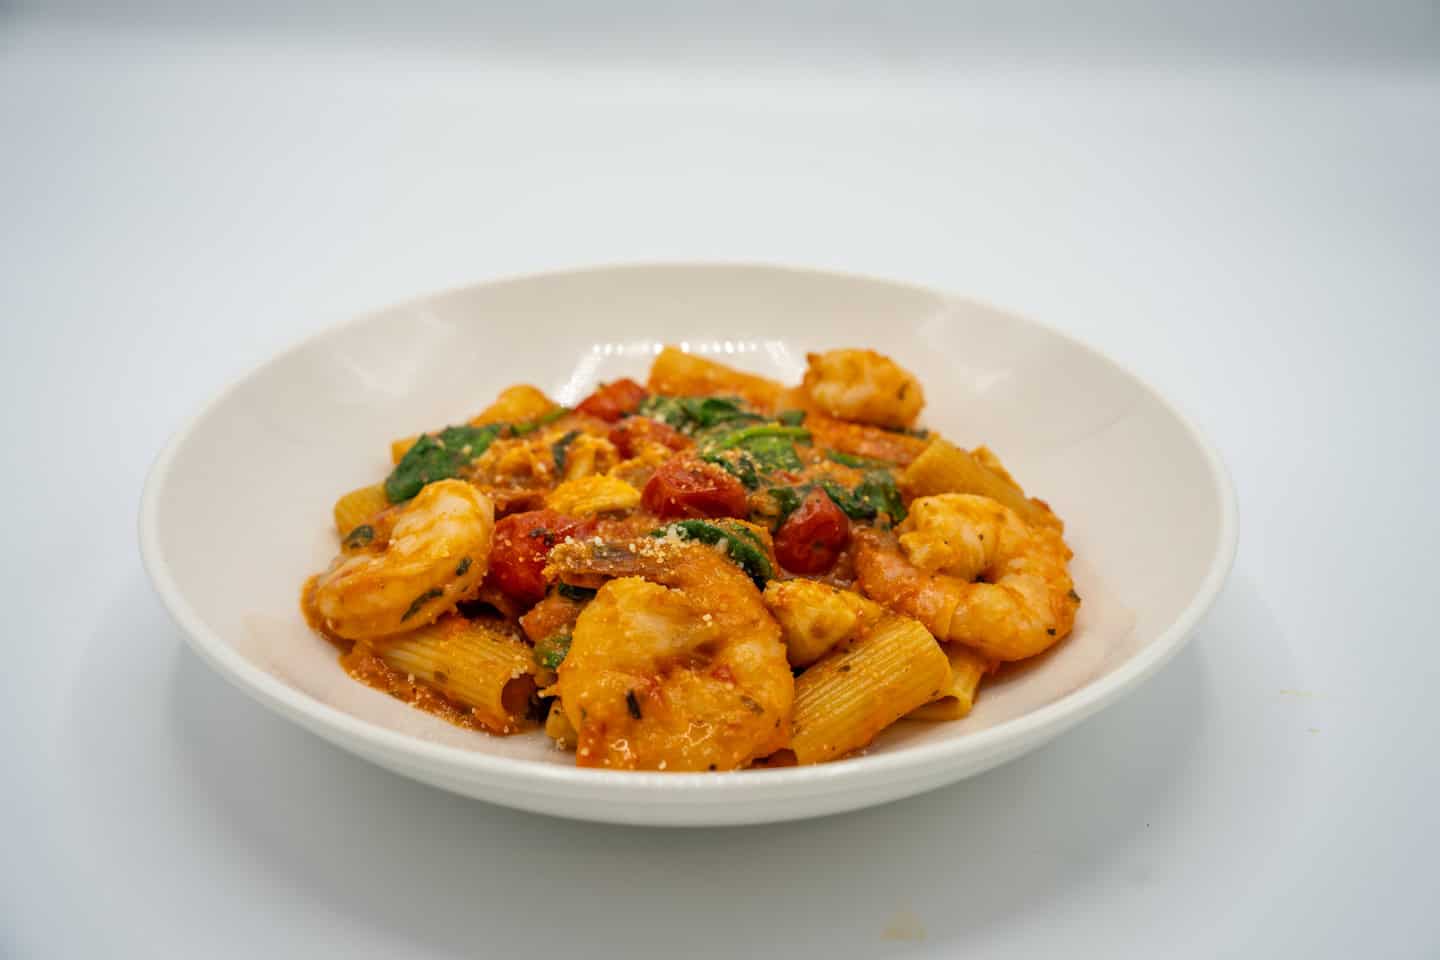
140;263;1236;826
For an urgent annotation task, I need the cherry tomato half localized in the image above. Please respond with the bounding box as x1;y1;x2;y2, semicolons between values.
774;488;850;574
487;509;596;606
575;378;647;422
641;457;749;520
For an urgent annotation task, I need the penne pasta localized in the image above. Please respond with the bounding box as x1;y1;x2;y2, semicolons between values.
470;384;556;426
783;615;950;765
906;644;992;721
899;438;1056;528
373;615;538;734
332;483;390;537
647;346;787;409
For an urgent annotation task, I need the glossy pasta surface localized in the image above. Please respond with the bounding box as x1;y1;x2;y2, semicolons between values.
299;347;1079;769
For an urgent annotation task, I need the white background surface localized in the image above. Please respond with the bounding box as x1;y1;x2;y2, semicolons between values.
3;4;1438;957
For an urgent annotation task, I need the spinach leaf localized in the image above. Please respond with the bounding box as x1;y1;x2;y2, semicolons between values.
401;587;444;622
702;450;761;489
711;424;811;450
703;424;809;476
739;434;803;473
819;479;876;521
636;395;688;428
683;396;764;429
556;582;596;602
510;407;569;437
765;485;804;525
384;423;503;503
824;449;894;469
534;633;572;670
639;394;763;433
551;429;581;473
649;519;774;586
817;471;907;526
856;471;907;525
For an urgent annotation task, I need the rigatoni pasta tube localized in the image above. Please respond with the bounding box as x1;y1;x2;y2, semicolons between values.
374;615;538;734
900;438;1055;528
647;346;787;409
906;644;991;721
785;615;949;765
470;384;555;426
333;483;389;537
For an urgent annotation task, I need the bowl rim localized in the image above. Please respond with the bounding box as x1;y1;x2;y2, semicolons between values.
138;260;1238;794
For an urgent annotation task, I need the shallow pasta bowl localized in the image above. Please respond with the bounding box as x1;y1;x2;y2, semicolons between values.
139;263;1236;826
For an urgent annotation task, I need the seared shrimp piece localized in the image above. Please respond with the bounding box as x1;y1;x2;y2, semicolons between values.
762;579;884;668
854;494;1077;660
311;480;494;639
547;537;794;770
802;348;924;429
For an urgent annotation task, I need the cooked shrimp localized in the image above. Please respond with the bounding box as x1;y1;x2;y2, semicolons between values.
853;493;1077;660
311;480;494;639
546;537;793;770
802;348;924;429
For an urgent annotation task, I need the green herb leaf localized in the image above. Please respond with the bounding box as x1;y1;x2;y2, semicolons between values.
455;556;472;576
401;587;444;622
535;632;572;670
342;524;375;549
825;449;894;469
625;689;643;719
776;409;807;426
636;395;687;428
551;429;581;474
855;470;907;525
816;471;906;526
701;450;761;489
649;519;774;586
510;407;570;436
556;583;597;602
711;424;811;450
700;424;809;479
384;423;503;503
766;485;804;525
818;479;875;521
738;433;803;473
639;395;763;433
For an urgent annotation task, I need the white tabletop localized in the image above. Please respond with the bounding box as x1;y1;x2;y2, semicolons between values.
4;6;1438;957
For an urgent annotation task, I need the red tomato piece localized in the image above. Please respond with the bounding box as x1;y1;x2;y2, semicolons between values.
641;457;749;520
575;378;647;422
487;510;596;606
608;416;692;459
774;488;850;574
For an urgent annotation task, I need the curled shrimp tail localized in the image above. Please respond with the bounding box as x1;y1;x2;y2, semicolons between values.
853;502;1078;662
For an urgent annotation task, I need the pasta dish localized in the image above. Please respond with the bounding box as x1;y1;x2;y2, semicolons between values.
301;347;1078;770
